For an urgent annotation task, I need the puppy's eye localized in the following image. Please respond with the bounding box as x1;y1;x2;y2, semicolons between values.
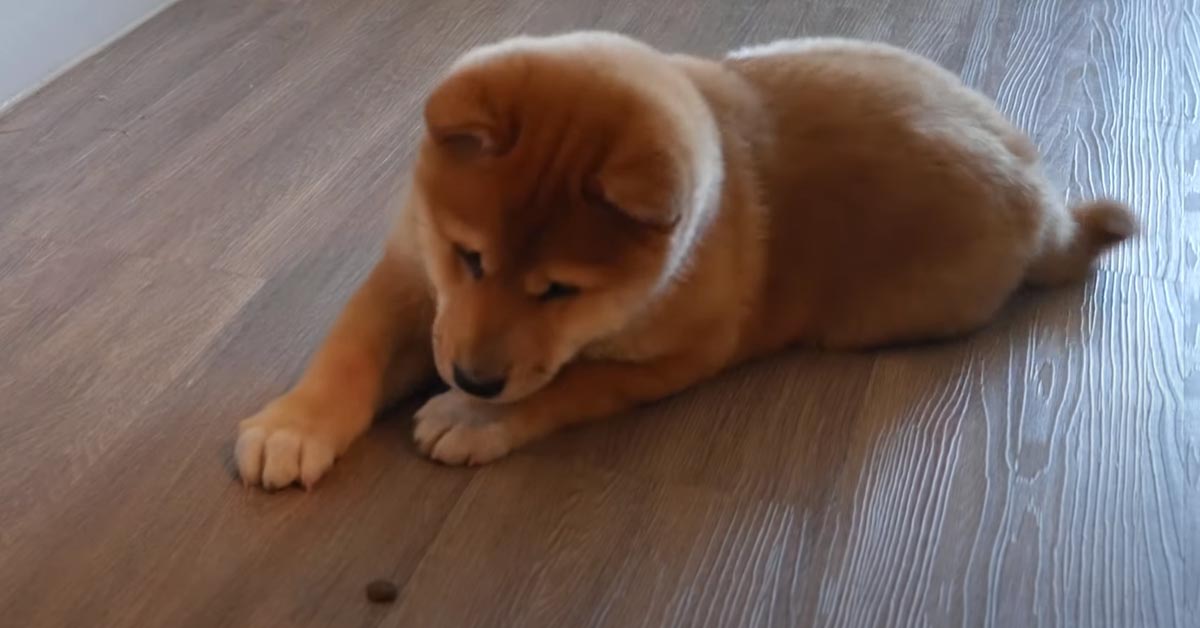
538;281;580;302
455;245;483;279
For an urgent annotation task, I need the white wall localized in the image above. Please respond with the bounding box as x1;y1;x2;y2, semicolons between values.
0;0;178;110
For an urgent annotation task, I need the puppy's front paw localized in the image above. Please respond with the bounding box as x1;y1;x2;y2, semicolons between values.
413;391;512;466
236;398;343;490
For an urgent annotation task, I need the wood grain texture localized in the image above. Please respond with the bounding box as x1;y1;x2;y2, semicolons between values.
0;0;1195;626
1071;0;1200;282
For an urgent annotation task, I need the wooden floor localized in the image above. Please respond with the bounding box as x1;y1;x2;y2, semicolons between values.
1;0;1197;626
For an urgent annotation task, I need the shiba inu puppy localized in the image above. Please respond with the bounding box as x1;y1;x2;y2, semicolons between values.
236;32;1135;489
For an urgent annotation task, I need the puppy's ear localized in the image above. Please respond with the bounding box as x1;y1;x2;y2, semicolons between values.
588;148;687;229
424;70;514;159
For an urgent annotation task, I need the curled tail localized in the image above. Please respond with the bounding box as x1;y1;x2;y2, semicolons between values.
1025;199;1138;287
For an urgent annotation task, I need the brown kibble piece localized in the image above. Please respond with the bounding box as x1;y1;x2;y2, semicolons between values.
366;579;398;603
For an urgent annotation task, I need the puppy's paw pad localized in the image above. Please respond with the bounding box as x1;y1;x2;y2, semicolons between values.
428;423;511;466
413;392;509;465
236;409;337;490
412;408;457;454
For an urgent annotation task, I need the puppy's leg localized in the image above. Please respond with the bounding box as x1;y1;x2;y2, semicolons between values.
236;250;435;489
414;351;727;466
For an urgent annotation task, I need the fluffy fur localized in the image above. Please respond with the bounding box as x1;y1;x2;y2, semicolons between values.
235;32;1135;489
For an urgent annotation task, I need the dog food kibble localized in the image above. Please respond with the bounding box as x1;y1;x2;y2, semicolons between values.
366;579;398;603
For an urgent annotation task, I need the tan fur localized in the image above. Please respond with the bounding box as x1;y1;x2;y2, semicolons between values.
236;33;1136;487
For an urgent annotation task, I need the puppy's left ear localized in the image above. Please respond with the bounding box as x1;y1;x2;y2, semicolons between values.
424;69;515;159
589;148;688;230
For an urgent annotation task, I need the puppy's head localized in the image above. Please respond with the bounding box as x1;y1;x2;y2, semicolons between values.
413;32;721;402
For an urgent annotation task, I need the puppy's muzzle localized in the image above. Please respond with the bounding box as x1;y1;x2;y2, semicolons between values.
452;364;507;399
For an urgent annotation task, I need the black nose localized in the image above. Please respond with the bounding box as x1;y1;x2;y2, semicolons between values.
452;364;507;399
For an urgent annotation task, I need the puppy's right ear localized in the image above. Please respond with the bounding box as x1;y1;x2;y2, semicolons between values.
424;70;512;159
